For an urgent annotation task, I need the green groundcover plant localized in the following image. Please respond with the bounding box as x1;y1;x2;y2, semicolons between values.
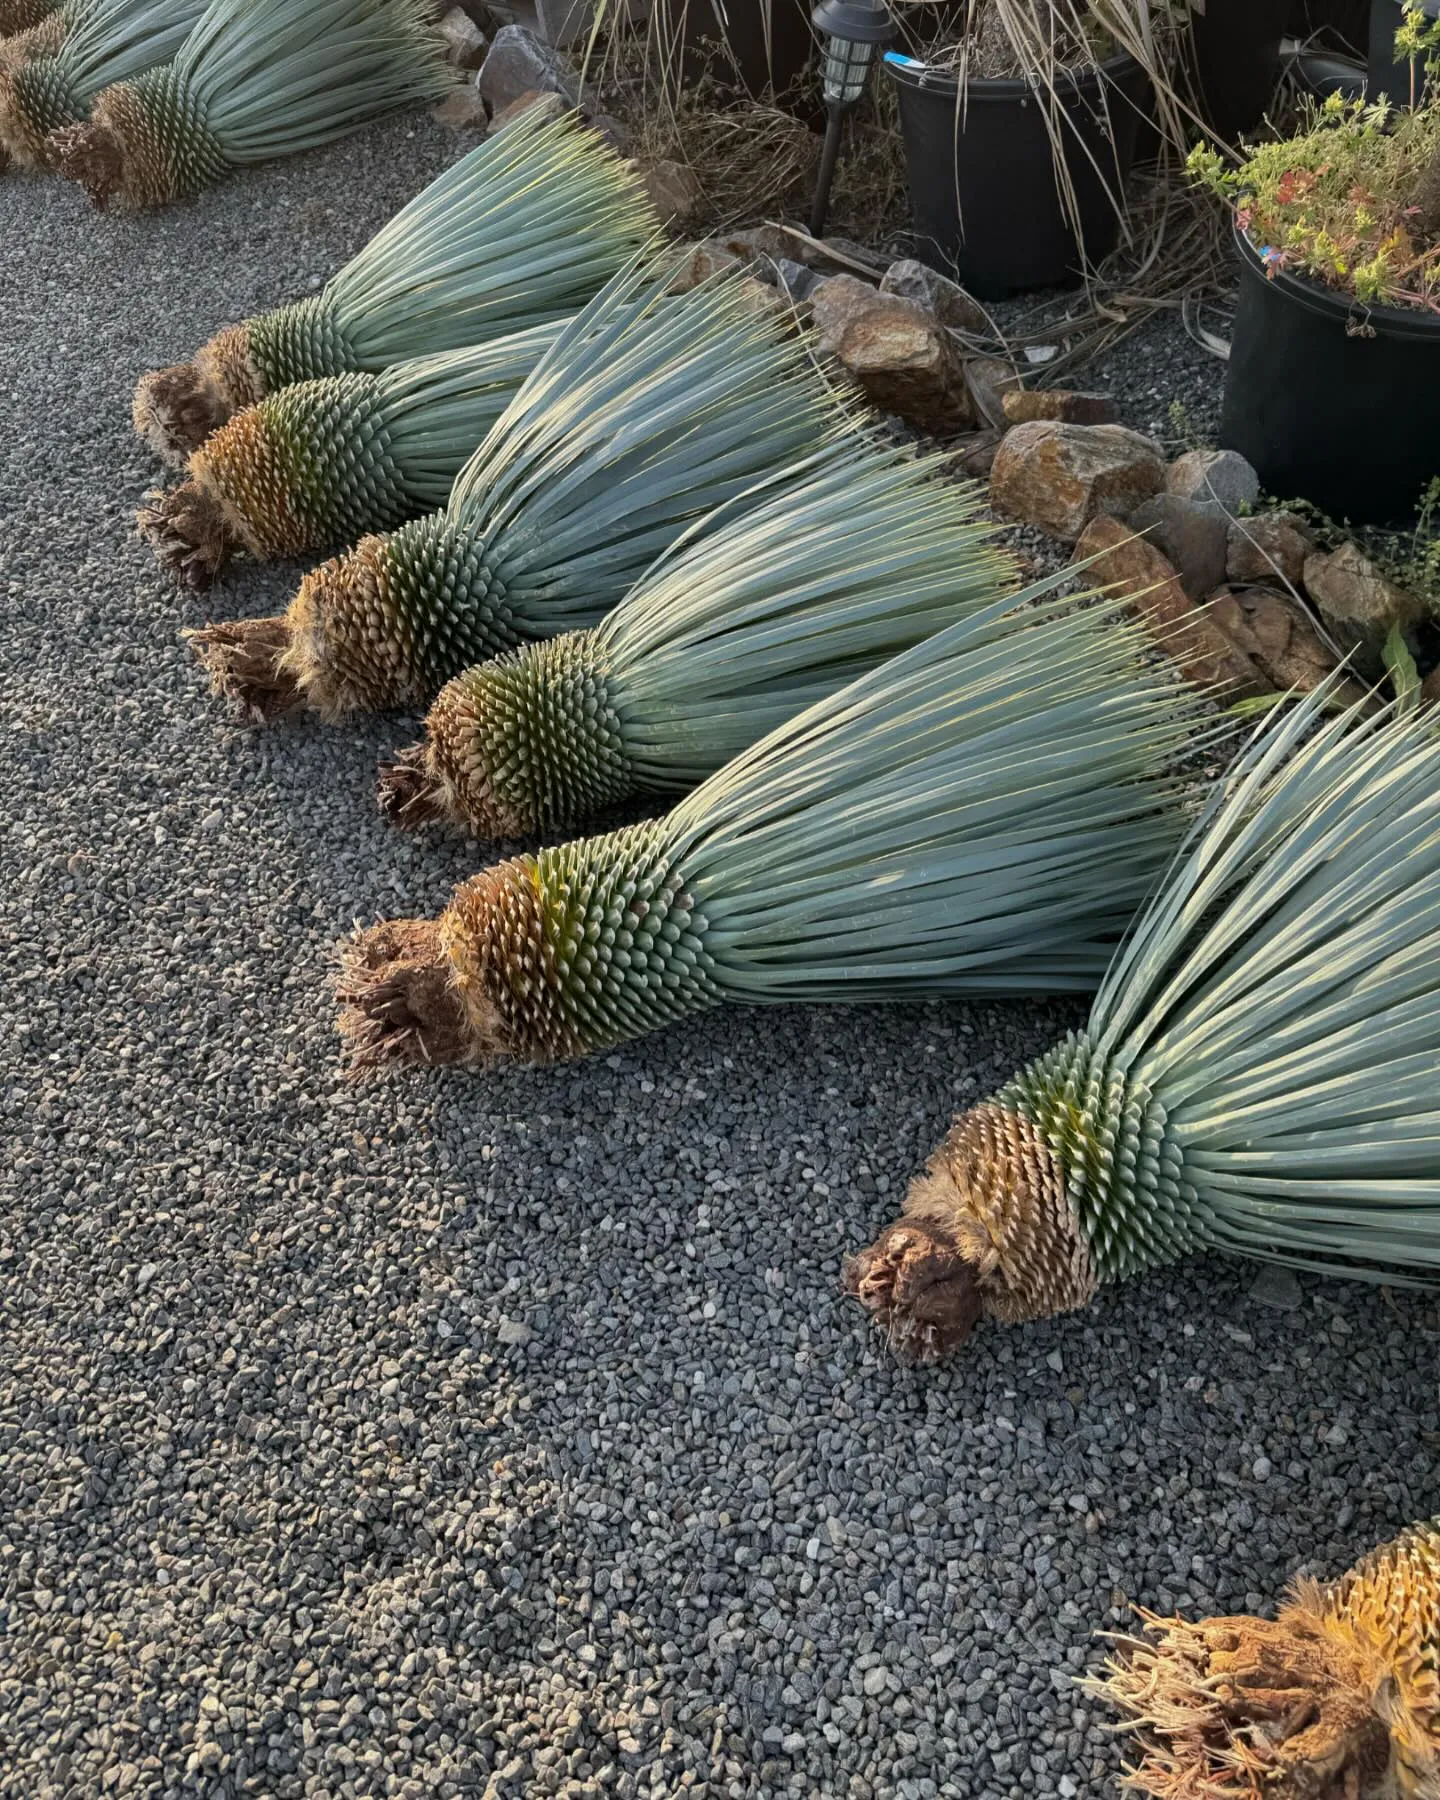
1189;88;1440;310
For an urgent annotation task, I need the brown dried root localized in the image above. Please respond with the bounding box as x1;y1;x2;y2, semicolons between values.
186;617;301;722
375;742;453;831
334;918;489;1077
1092;1606;1399;1798
46;117;122;207
132;364;230;470
137;480;241;589
844;1104;1098;1361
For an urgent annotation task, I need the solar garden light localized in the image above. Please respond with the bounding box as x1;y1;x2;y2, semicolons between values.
809;0;895;236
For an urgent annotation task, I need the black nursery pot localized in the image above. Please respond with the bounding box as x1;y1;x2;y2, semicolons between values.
884;52;1151;299
1188;0;1291;139
1220;228;1440;525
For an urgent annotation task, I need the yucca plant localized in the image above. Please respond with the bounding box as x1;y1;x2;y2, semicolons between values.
334;592;1203;1075
0;0;204;168
847;687;1440;1362
0;0;62;36
47;0;453;211
190;260;861;723
378;442;1017;838
1093;1518;1440;1798
132;107;657;470
139;323;564;590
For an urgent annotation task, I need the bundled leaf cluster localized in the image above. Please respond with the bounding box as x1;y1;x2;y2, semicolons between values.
49;0;452;208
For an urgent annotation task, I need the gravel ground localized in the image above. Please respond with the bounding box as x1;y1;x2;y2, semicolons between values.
2;116;1437;1800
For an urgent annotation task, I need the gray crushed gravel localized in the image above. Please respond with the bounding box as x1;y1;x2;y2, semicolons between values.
2;115;1437;1800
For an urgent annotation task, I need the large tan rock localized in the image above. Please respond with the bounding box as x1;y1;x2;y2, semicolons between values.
1226;510;1315;587
636;158;703;227
1001;389;1119;427
808;275;974;434
990;422;1164;542
438;5;488;65
433;76;489;128
1207;586;1367;704
1303;541;1423;667
1074;516;1268;698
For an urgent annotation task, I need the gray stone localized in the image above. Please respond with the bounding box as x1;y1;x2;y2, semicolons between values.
1129;493;1229;601
477;23;580;112
964;355;1023;429
1249;1266;1303;1312
1165;447;1260;519
878;258;989;336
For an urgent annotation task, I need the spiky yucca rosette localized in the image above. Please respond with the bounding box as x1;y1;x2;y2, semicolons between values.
190;261;861;723
0;0;61;36
335;594;1202;1075
0;0;203;168
847;688;1440;1362
1093;1519;1440;1798
139;323;563;589
131;107;655;467
48;0;452;211
378;443;1016;838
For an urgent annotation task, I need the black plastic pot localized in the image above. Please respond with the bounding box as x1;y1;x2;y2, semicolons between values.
652;0;816;104
1188;0;1290;138
1367;0;1439;101
884;52;1150;298
1221;228;1440;525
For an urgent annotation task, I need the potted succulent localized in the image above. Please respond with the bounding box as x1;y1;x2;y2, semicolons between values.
1191;80;1440;523
882;0;1187;297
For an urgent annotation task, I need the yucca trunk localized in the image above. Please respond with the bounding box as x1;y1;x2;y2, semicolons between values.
48;0;452;210
0;0;61;37
190;261;859;723
0;0;203;168
140;322;562;589
131;107;656;469
848;689;1440;1362
379;443;1017;837
335;595;1201;1075
1094;1519;1440;1798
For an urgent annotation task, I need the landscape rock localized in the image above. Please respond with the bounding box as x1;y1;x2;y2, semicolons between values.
878;259;989;336
964;355;1023;429
487;87;565;132
1421;665;1440;705
771;256;820;305
1302;541;1423;669
1129;493;1229;601
990;421;1165;541
477;23;580;112
1001;389;1119;427
668;239;744;292
432;75;489;128
438;5;489;66
943;429;1003;481
808;273;974;434
636;157;703;227
1165;447;1260;519
1226;510;1316;587
1249;1265;1303;1311
1207;585;1367;702
1075;515;1268;697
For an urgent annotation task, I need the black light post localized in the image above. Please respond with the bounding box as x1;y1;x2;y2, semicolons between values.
809;0;895;237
